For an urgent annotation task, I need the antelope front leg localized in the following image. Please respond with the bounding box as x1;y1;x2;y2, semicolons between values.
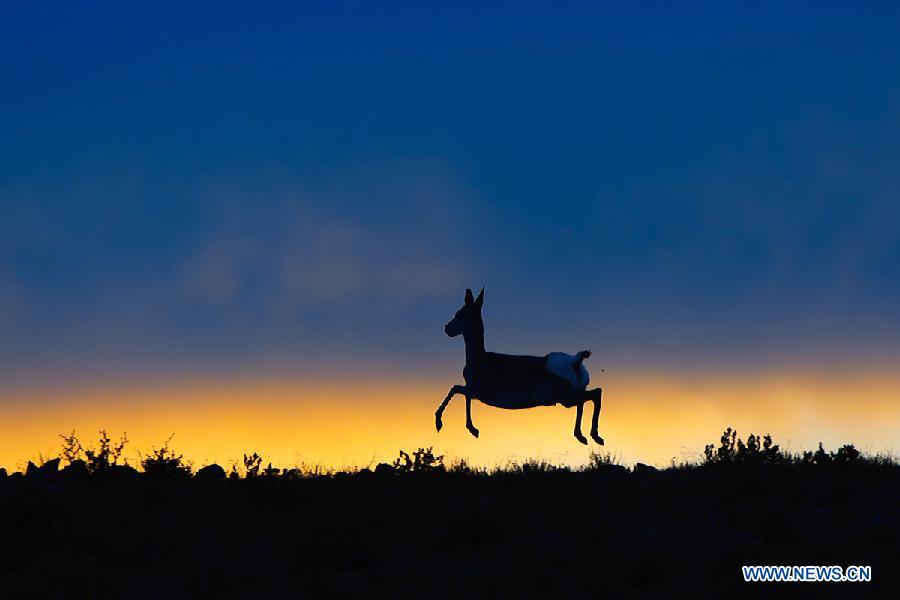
589;387;604;445
465;396;479;438
436;385;467;432
573;402;588;445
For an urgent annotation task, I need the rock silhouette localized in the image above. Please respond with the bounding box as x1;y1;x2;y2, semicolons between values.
196;463;226;481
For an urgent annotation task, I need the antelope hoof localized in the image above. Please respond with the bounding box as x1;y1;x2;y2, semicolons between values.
575;432;588;445
591;433;605;445
467;425;479;438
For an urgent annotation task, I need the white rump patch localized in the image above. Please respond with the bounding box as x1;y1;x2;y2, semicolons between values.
545;352;590;390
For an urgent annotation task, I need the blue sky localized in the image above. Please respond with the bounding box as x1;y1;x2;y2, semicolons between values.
2;2;900;383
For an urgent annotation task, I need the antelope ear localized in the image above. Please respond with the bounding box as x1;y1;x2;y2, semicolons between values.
475;287;484;307
465;288;474;305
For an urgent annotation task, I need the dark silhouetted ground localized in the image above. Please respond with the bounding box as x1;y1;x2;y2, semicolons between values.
0;433;897;598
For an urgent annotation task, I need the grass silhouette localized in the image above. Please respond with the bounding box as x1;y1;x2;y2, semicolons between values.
0;428;896;597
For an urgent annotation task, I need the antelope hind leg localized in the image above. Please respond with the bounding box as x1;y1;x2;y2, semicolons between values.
573;401;588;445
465;395;479;438
589;388;604;445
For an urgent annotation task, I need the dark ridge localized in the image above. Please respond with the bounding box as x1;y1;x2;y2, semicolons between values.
0;429;896;598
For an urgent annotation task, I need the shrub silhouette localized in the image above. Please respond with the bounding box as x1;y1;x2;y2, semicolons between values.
801;442;863;466
833;443;863;464
802;442;832;466
506;458;570;473
59;430;83;465
392;447;445;473
703;427;783;465
587;449;624;470
141;435;192;478
448;458;483;475
703;427;878;469
59;429;129;473
243;452;263;477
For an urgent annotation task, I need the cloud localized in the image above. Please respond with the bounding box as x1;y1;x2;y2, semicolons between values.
179;161;477;324
0;159;493;382
181;239;252;306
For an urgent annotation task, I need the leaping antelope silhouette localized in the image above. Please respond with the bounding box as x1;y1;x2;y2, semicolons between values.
437;288;604;445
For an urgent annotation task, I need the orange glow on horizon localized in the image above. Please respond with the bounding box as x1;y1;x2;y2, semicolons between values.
1;370;898;472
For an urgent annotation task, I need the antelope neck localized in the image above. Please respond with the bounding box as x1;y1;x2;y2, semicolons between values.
463;327;485;364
